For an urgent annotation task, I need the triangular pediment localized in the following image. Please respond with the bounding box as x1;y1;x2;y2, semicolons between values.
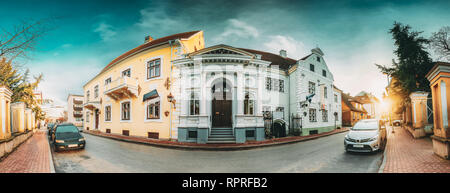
189;44;255;57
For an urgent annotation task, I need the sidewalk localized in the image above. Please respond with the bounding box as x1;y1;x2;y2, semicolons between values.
0;129;54;173
84;127;350;150
382;126;450;173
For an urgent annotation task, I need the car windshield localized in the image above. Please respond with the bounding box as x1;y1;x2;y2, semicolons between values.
352;120;378;130
56;125;79;133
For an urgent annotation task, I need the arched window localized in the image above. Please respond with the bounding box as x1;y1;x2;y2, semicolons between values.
190;92;200;115
244;92;255;115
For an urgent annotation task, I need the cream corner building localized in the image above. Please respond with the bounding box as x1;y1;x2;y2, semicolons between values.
83;31;205;140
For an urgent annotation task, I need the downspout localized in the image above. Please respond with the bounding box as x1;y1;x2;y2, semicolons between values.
169;40;174;140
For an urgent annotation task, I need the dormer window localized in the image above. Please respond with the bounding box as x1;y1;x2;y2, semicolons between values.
317;56;320;62
310;64;315;72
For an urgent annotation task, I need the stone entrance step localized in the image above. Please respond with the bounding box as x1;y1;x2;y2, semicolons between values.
207;128;235;144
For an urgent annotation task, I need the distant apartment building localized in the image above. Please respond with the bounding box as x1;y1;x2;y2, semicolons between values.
67;94;84;126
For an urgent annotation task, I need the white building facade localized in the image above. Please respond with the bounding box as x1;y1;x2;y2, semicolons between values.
67;94;84;126
173;45;341;143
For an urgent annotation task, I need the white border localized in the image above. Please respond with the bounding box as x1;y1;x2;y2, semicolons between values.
145;55;164;82
104;104;112;123
144;96;162;123
120;99;132;122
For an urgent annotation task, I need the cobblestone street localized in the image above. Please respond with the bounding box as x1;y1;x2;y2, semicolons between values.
382;126;450;173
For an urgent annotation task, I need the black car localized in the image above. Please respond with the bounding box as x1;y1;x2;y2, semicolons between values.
52;123;86;152
47;123;57;137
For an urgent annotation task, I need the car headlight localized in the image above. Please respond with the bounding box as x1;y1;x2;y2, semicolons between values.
79;138;85;142
55;140;64;143
369;135;378;142
345;135;350;140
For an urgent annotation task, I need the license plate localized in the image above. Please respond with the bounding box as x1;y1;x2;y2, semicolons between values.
353;144;364;148
68;144;78;148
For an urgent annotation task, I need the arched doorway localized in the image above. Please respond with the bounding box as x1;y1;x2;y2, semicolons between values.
211;78;232;127
273;119;287;138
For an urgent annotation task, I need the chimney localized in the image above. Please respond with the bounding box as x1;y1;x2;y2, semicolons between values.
279;49;287;58
144;35;153;43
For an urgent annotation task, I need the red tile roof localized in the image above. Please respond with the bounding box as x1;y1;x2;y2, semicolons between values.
239;48;298;70
100;30;200;73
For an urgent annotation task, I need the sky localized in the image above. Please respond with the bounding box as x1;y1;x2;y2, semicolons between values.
1;0;449;106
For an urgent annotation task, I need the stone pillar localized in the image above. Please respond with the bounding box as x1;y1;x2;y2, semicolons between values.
200;71;207;115
236;71;243;115
25;108;32;131
0;86;13;140
11;102;26;133
408;92;429;138
426;62;450;160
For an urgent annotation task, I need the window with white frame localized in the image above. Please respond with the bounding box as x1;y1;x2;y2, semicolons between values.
121;101;131;120
146;100;160;119
309;81;315;94
105;77;111;85
94;85;99;98
324;86;327;98
309;108;317;122
147;58;161;79
265;77;272;90
122;68;131;77
105;105;111;121
86;112;89;122
322;110;328;122
279;79;284;92
244;92;254;115
334;94;338;102
189;93;199;115
86;91;90;101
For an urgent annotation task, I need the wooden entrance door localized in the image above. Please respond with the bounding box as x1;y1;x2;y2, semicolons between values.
95;109;99;129
212;79;232;127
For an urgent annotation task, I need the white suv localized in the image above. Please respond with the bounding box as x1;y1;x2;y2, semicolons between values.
344;119;387;153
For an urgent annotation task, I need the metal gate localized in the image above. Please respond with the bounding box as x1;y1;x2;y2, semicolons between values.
427;97;434;124
291;113;302;136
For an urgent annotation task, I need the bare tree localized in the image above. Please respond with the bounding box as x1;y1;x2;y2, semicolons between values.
429;26;450;61
0;17;56;62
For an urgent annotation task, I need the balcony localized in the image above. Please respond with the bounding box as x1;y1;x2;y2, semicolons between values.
73;106;83;111
73;111;83;118
83;101;100;111
104;76;139;101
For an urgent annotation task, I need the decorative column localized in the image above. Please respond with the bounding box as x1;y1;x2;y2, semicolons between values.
426;62;450;160
409;91;429;138
236;71;244;115
0;86;13;140
11;102;26;133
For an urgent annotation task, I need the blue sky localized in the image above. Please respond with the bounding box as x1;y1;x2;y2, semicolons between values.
2;0;449;105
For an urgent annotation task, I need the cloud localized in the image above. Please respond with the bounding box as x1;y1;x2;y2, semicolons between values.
263;35;308;59
29;56;103;106
94;22;117;42
214;19;260;42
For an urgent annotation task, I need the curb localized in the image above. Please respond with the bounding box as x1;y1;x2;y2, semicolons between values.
378;126;393;173
83;128;350;151
44;129;56;173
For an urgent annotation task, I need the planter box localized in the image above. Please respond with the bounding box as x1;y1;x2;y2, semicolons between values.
0;131;33;159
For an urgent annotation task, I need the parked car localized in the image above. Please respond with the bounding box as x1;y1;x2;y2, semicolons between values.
52;123;86;152
47;123;57;137
393;120;402;126
344;119;387;153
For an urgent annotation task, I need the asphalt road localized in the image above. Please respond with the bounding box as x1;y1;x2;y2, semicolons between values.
51;131;383;173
